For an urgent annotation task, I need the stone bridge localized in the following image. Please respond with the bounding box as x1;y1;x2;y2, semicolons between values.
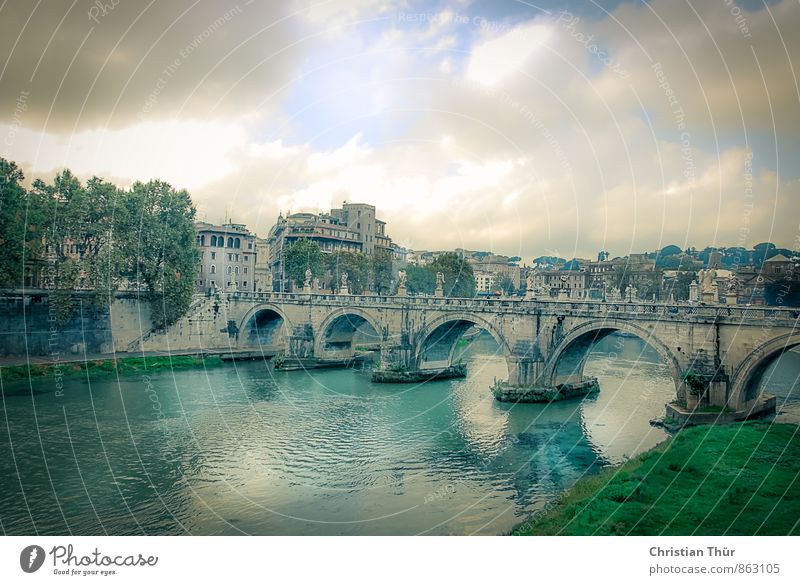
124;291;800;418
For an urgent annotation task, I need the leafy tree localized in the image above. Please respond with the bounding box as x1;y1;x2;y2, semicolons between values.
664;271;696;301
613;265;630;291
0;158;43;288
497;274;516;295
660;245;682;256
327;250;368;294
122;180;199;329
283;238;323;287
429;252;476;298
753;242;777;267
405;264;435;295
370;250;393;295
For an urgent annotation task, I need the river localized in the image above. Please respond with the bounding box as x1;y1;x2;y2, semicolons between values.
1;333;797;535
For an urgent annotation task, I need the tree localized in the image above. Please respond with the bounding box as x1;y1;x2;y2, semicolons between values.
283;238;323;287
370;250;393;295
122;180;200;329
327;250;368;293
664;271;695;301
613;265;630;291
405;264;435;295
660;245;682;256
0;158;43;288
753;242;777;267
429;252;476;298
497;274;516;296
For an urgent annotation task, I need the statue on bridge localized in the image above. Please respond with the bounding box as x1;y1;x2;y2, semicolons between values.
303;268;313;293
700;268;717;294
339;272;349;295
525;269;538;299
396;270;408;297
435;272;445;298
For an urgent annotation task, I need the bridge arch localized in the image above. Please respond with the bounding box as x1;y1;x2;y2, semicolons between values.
729;332;800;411
543;319;683;392
314;308;385;358
414;313;511;370
238;304;292;348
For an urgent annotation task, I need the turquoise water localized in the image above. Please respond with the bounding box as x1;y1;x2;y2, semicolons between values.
1;334;796;535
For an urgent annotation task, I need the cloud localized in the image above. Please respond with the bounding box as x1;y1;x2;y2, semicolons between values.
1;0;798;261
0;1;306;132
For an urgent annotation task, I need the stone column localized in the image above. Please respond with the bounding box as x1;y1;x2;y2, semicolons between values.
689;280;699;303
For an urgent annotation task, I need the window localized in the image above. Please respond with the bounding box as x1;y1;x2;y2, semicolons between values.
211;252;216;260
228;253;233;261
210;280;216;287
235;254;239;261
228;237;234;247
235;266;239;275
211;265;216;274
201;235;205;246
244;267;248;274
235;238;241;249
211;235;217;246
200;265;204;273
243;281;247;288
227;266;232;275
357;223;361;229
248;242;252;249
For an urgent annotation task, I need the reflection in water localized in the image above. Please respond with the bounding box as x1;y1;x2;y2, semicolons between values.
1;333;796;535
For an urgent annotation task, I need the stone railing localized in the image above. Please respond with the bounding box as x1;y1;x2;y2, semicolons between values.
224;291;800;324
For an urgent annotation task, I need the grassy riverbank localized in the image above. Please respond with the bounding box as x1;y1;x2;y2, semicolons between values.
513;422;800;535
0;354;225;382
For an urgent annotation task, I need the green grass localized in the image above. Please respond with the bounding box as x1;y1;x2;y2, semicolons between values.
513;422;800;535
0;354;224;382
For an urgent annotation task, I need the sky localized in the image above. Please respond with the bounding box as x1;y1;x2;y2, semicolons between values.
1;0;799;261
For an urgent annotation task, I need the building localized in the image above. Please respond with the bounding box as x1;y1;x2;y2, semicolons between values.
466;252;522;292
266;203;400;291
736;254;798;305
195;221;258;293
253;237;271;292
474;271;497;295
530;268;590;299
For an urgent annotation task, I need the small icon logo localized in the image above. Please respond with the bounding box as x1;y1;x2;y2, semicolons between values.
20;545;45;573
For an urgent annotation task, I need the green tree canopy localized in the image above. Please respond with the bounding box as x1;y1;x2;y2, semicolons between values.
405;264;436;295
497;274;516;295
284;238;324;287
122;180;200;329
429;252;476;298
327;250;368;294
0;158;42;288
370;250;393;295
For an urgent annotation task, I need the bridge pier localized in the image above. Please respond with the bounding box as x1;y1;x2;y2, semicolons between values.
492;340;599;403
371;339;467;383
